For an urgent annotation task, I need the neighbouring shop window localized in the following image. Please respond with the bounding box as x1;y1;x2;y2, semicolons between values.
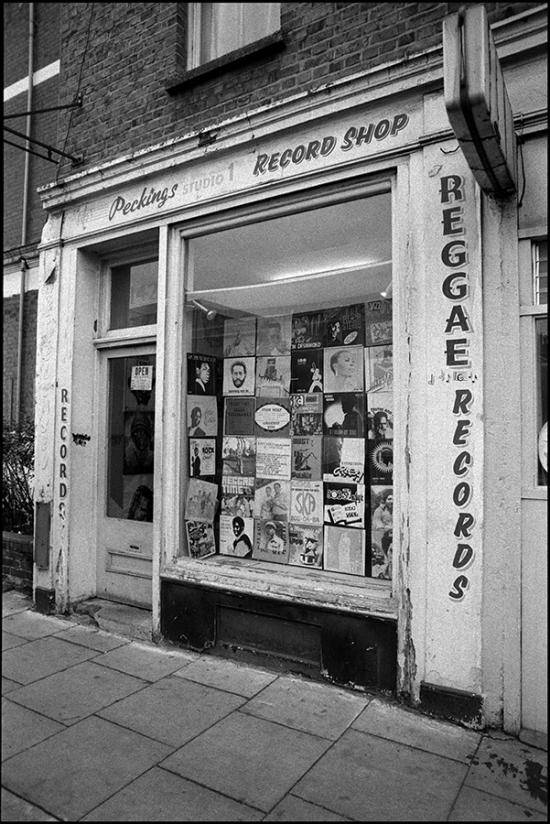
181;191;394;579
536;316;548;486
110;259;158;329
188;2;280;68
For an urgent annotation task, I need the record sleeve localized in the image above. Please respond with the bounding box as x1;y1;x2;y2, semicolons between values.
365;345;393;393
323;393;365;437
256;437;292;480
290;393;323;436
291;310;326;350
323;346;364;393
291;435;322;480
324;303;365;347
223;357;256;396
323;482;365;528
364;297;392;346
323;437;365;484
255;356;291;397
252;519;290;564
222;436;257;477
288;524;323;568
290;480;323;526
186;353;218;395
367;440;394;485
221;477;255;518
223;317;257;357
189;438;216;477
370;527;393;579
186;396;218;437
254;398;291;438
219;514;254;558
185;520;216;559
224;397;255;436
323;526;366;576
185;478;218;522
256;315;292;356
370;485;393;530
367;393;393;441
253;479;290;521
290;350;324;394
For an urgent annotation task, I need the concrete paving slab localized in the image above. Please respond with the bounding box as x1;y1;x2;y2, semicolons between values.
98;675;245;747
2;676;22;695
264;794;351;821
80;765;263;821
351;697;481;762
92;640;192;681
161;710;331;812
173;654;278;697
2;629;28;649
464;733;548;814
241;674;369;740
2;610;71;639
7;660;147;725
1;787;58;821
293;727;468;821
449;785;548;820
2;591;32;617
55;623;129;652
90;600;153;641
1;715;171;821
2;697;65;760
2;635;99;685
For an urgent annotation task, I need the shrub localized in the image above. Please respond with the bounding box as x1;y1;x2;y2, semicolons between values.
2;420;34;535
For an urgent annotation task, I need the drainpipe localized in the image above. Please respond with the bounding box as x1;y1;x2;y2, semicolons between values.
15;2;35;427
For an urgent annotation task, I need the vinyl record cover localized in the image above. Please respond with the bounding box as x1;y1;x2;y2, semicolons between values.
223;317;257;357
189;438;216;477
253;479;290;521
290;393;323;436
123;411;154;475
186;396;218;437
364;297;392;346
367;439;393;485
222;357;256;396
221;477;255;518
370;485;393;530
290;480;323;526
323;346;364;393
370;527;393;579
323;393;365;437
367;394;393;441
290;350;324;394
365;345;393;393
323;437;365;484
222;436;257;476
185;478;218;522
291;310;326;350
324;482;365;528
252;519;290;564
255;356;291;397
291;435;322;480
323;526;366;576
256;315;292;356
256;437;292;480
254;398;291;438
288;524;323;568
219;514;254;558
324;303;365;347
186;353;218;395
185;520;216;559
224;397;255;435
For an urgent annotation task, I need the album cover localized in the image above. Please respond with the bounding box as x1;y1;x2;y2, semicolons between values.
123;411;154;475
252;519;290;564
221;477;255;518
364;297;392;346
323;393;365;437
291;310;326;350
256;437;292;480
367;394;393;441
290;350;324;394
365;345;393;393
324;482;365;529
370;485;393;530
186;396;218;437
219;514;254;558
185;478;218;522
290;393;323;436
189;438;216;477
255;356;291;397
222;436;257;476
323;437;365;484
323;346;364;393
253;479;290;521
185;520;216;559
186;353;218;395
224;397;255;436
223;357;256;396
289;480;323;526
223;317;257;357
288;524;323;569
256;315;292;356
367;440;394;485
291;435;322;480
254;398;291;438
370;527;393;579
323;526;366;576
324;303;365;347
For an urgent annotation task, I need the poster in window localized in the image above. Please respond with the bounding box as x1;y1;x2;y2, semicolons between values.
291;435;322;480
290;393;323;436
323;437;365;484
364;297;392;346
185;520;216;559
370;528;393;579
221;477;255;518
288;524;323;568
124;477;154;522
186;353;218;395
365;345;393;393
370;485;393;531
324;303;365;347
223;317;257;357
253;479;290;521
254;398;291;438
256;437;292;480
224;397;255;436
223;357;256;396
367;441;393;485
324;482;365;528
289;480;323;526
323;346;364;393
290;350;323;394
367;393;393;441
222;436;257;476
323;526;366;576
219;514;254;558
291;310;326;350
189;438;216;477
255;356;291;397
185;478;218;522
256;315;292;356
187;396;218;437
252;519;290;564
123;411;154;475
323;393;365;437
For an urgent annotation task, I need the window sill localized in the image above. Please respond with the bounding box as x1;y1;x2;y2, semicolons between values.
165;31;286;96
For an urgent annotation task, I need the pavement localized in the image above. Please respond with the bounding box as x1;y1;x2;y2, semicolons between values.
1;590;547;822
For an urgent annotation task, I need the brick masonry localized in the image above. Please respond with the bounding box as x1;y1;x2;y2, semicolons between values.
2;532;33;593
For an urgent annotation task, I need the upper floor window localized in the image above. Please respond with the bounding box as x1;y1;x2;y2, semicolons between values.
110;259;158;330
187;2;280;68
533;239;548;306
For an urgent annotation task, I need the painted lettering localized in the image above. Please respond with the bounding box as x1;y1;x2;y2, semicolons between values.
440;175;464;203
454;512;475;538
453;544;474;569
453;481;471;507
442;273;469;301
441;240;467;268
444;304;471;334
453;389;473;414
441;206;464;235
453;419;472;445
445;338;470;367
449;575;469;600
453;451;472;476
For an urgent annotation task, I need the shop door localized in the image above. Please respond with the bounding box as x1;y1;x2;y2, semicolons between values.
96;347;156;608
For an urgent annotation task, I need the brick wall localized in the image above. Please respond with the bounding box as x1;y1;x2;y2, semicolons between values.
55;2;541;178
2;291;38;425
2;532;33;593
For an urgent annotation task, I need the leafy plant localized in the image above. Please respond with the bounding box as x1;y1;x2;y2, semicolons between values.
2;420;34;535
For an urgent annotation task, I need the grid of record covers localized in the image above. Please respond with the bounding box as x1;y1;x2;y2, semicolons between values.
184;300;393;579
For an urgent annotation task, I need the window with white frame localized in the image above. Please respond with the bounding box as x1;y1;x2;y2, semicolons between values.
187;2;280;69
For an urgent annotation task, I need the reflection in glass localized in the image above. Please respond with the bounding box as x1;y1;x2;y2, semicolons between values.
110;259;158;329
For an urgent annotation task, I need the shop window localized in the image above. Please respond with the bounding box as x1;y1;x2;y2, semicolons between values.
181;190;394;580
533;239;548;306
535;316;548;486
187;2;280;68
109;259;158;330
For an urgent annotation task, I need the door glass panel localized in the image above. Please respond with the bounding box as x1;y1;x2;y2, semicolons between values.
107;354;156;520
110;259;158;329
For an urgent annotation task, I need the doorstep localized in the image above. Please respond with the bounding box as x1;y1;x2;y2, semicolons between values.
72;598;152;642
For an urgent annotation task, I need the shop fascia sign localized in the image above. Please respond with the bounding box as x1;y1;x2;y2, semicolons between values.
443;5;517;198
